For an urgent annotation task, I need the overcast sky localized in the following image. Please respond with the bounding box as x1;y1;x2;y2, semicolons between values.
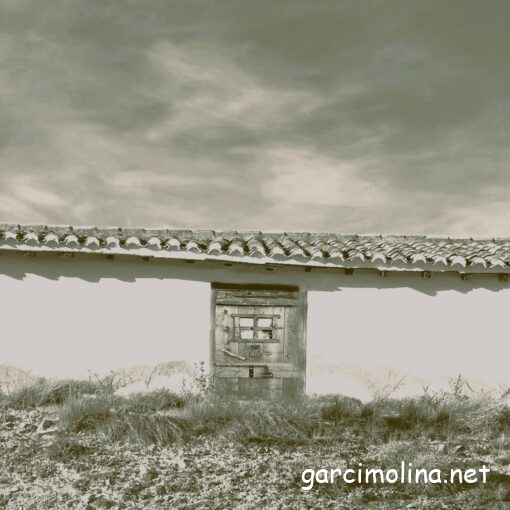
1;1;510;236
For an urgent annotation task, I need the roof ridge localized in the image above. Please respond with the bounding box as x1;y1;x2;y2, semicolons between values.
0;223;506;243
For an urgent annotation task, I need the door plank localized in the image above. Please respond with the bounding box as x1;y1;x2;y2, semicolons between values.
215;297;298;307
212;287;307;399
215;365;300;379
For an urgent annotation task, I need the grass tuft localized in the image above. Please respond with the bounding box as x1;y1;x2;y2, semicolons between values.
102;412;190;445
4;379;106;409
59;397;113;433
119;389;184;412
9;378;510;450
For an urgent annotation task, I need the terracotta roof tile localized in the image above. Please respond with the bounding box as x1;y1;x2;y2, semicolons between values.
1;224;510;273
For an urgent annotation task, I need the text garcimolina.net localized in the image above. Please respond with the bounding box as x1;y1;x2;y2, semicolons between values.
301;463;490;491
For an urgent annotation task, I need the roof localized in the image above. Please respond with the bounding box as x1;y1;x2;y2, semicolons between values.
1;223;510;273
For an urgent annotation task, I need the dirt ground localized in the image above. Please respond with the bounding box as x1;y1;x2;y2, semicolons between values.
1;407;510;509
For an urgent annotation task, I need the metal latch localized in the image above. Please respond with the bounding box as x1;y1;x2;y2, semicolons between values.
248;365;273;379
261;365;273;379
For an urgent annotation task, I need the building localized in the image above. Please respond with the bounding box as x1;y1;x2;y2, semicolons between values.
1;224;509;399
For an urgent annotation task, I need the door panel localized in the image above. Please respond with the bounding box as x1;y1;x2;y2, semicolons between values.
212;285;306;399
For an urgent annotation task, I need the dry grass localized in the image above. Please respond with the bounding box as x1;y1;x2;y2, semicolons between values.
2;379;510;508
318;393;510;438
59;397;113;433
102;413;191;445
50;388;510;451
118;389;185;412
2;379;104;409
4;378;510;449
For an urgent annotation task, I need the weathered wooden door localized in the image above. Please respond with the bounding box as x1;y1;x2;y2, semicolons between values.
211;284;306;399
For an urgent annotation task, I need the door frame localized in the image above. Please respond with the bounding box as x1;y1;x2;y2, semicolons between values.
210;282;308;397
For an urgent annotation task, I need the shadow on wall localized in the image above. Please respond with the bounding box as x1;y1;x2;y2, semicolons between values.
0;252;507;296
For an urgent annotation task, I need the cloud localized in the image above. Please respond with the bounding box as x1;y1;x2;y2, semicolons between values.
0;0;510;236
141;41;321;149
9;179;64;209
264;147;386;208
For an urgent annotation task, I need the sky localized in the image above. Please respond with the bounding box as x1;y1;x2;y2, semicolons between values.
1;0;510;236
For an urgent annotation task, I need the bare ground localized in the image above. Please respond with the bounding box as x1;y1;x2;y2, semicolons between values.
1;405;510;510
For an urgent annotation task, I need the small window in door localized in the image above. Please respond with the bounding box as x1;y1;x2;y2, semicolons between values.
232;314;279;342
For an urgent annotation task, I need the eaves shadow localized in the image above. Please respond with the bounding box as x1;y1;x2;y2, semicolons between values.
0;252;507;295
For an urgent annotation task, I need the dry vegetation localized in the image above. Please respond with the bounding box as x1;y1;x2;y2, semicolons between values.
0;378;509;509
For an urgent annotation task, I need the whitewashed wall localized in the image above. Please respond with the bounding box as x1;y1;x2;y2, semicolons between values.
306;272;510;400
0;253;508;398
0;255;210;392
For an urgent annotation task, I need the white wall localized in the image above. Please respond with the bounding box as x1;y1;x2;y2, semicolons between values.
0;256;210;381
306;272;510;399
1;253;508;398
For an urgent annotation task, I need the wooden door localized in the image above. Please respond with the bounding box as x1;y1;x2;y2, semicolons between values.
211;284;306;399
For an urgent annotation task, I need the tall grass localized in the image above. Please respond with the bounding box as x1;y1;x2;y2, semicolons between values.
5;378;510;448
56;394;321;446
59;397;113;432
58;390;187;442
102;413;191;445
184;396;318;444
54;391;510;447
318;393;510;438
117;389;185;412
3;379;105;409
